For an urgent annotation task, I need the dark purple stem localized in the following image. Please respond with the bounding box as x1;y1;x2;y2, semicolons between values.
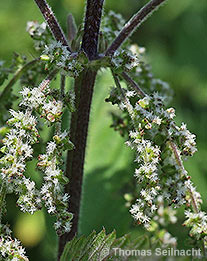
58;0;105;258
121;72;146;97
58;70;97;258
33;0;70;50
105;0;167;56
81;0;105;60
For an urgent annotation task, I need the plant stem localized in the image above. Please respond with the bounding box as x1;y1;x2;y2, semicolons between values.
112;71;135;121
168;141;199;213
60;74;65;98
33;0;70;50
121;72;146;97
81;0;105;60
105;0;167;56
39;68;59;91
0;181;6;223
58;1;105;258
58;69;97;258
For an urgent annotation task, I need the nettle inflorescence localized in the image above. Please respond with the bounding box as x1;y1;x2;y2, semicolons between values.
106;42;207;247
0;65;74;258
0;0;205;259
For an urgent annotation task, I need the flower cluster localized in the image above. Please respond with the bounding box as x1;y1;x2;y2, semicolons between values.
26;21;52;51
110;49;140;73
148;196;177;247
19;78;74;234
41;41;85;77
0;109;41;213
20;84;63;123
0;66;75;258
38;132;74;235
183;179;207;244
0;224;28;260
127;46;173;103
107;70;204;243
127;132;161;228
184;210;207;241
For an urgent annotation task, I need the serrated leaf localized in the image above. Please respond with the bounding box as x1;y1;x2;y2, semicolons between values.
60;231;96;261
60;229;117;261
88;229;107;260
76;231;97;260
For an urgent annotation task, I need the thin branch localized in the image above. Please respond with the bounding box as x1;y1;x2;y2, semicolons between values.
56;74;65;136
0;181;6;223
105;0;167;56
39;68;59;91
168;141;199;213
81;0;105;60
121;72;146;97
111;71;135;120
60;74;65;98
33;0;70;51
0;58;39;103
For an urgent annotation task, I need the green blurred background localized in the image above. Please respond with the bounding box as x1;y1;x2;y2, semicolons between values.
0;0;206;260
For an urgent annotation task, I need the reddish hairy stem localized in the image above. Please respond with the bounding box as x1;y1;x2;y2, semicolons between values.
58;70;97;258
58;0;104;258
105;0;167;56
121;72;146;97
81;0;105;60
33;0;70;50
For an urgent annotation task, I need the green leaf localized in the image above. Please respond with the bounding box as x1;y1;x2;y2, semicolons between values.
60;228;116;261
60;229;152;261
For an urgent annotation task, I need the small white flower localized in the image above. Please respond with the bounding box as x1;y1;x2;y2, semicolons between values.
166;107;176;119
46;141;56;155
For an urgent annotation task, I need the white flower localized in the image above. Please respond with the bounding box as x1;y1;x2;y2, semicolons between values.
130;204;140;214
64;222;72;232
54;221;61;229
151;205;157;213
134;212;143;221
24;179;35;192
62;193;69;202
153;116;162;125
46;141;56;155
166;107;176;119
21;143;33;158
142;215;150;223
126;91;136;97
48;205;56;214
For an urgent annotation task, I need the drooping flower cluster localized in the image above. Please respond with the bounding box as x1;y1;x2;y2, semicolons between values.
184;209;207;242
0;109;41;214
0;68;75;260
20;84;63;123
0;224;28;261
127;131;161;227
107;72;204;242
38;132;74;235
148;196;177;248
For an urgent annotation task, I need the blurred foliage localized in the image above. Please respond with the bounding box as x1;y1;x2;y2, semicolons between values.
0;0;206;260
